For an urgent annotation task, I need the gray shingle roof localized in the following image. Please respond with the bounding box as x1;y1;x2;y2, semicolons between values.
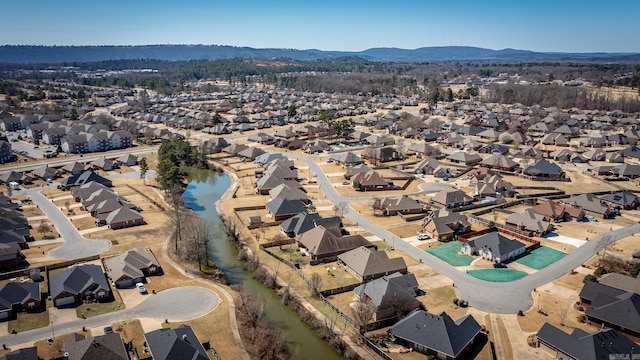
0;282;40;312
389;310;482;358
466;232;525;259
266;197;307;217
64;332;128;360
49;264;109;299
354;272;418;307
536;323;639;360
338;247;407;279
145;324;208;360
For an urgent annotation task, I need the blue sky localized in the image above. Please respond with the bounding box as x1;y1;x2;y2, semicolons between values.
1;0;638;52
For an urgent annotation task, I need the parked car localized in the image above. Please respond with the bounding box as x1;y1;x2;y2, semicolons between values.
103;326;113;334
493;263;507;268
417;233;430;240
586;215;598;222
136;282;147;294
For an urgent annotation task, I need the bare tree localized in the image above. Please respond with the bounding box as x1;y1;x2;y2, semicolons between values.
560;309;568;326
351;297;376;334
369;197;382;215
236;289;267;338
184;214;211;272
600;234;614;266
169;184;184;251
255;325;288;360
310;272;323;297
64;200;71;213
336;201;348;217
387;293;416;320
37;221;51;235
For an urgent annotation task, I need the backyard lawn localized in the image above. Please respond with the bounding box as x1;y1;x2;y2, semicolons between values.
425;241;473;267
516;246;567;270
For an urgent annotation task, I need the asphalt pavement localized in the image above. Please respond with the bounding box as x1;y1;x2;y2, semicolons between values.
21;186;110;259
0;286;219;347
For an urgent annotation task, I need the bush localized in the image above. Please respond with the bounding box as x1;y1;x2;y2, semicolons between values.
577;306;584;311
517;310;524;316
630;263;640;277
594;267;607;277
577;314;587;323
583;274;597;283
452;298;459;306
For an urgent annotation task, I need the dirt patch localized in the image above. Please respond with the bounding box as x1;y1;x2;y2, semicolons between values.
518;291;593;333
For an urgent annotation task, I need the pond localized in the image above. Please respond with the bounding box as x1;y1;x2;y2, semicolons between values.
182;168;341;360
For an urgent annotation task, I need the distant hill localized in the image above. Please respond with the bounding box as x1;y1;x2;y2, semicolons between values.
0;45;637;64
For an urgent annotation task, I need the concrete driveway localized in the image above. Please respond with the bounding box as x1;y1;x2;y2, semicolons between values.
0;286;219;347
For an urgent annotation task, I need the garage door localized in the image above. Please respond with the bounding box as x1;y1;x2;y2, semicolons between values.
55;297;75;307
0;311;9;320
116;279;134;288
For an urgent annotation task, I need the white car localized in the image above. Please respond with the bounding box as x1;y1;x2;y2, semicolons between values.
136;282;147;294
417;233;430;240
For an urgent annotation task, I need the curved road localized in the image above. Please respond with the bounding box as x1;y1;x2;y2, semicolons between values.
0;286;219;347
292;154;640;313
22;186;110;259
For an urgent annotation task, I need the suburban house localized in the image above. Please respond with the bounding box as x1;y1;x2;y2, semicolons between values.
532;200;585;222
0;243;24;270
601;191;640;210
578;281;640;340
280;212;342;238
145;324;208;360
31;165;59;181
461;232;526;263
0;347;38;360
71;181;111;202
504;209;552;236
64;333;128;360
116;153;139;166
105;207;145;229
536;323;639;360
269;183;309;204
255;173;301;195
90;157;115;171
0;141;12;164
222;143;249;156
388;310;483;360
430;187;473;209
345;164;372;179
361;146;401;164
480;154;518;171
62;161;86;175
237;146;266;160
564;193;614;218
422;209;472;242
50;264;111;307
522;158;565;180
379;195;424;216
445;152;482;166
337;246;407;281
476;174;516;198
60;171;112;190
354;272;420;321
330;152;364;166
303;140;331;154
414;157;449;178
597;273;640;294
0;282;41;320
351;170;394;191
266;196;307;221
104;248;162;288
296;225;375;262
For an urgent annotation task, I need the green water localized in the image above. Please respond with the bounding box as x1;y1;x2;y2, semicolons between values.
183;168;341;360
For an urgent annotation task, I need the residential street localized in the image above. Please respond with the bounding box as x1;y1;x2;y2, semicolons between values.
293;155;640;313
0;286;219;347
21;186;110;259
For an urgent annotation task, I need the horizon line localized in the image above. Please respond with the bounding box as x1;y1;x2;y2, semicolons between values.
0;44;638;54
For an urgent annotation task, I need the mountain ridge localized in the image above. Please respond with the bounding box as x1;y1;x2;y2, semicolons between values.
0;44;637;64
